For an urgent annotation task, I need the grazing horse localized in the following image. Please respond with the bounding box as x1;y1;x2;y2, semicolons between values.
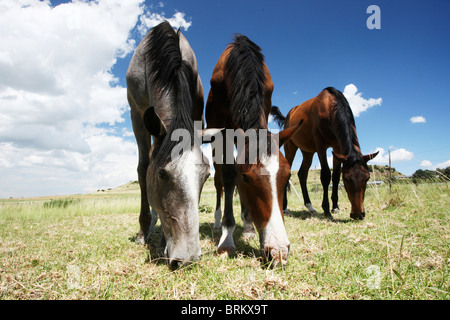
271;87;378;220
127;22;213;269
205;35;300;267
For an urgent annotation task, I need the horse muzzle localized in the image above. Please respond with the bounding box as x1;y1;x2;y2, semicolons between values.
263;244;290;268
164;235;201;270
350;211;365;220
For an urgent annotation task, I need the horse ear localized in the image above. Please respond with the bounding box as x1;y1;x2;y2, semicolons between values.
143;107;167;138
332;151;348;164
363;151;379;163
277;119;303;147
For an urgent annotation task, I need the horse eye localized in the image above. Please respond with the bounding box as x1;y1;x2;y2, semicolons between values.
158;169;169;180
242;174;250;183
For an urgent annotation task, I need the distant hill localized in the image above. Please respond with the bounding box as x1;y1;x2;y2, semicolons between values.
289;164;405;184
109;164;404;194
95;180;140;194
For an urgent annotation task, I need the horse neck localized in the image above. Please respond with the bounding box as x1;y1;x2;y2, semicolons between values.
332;115;362;157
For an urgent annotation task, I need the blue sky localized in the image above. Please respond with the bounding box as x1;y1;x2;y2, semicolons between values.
116;0;450;174
0;0;449;197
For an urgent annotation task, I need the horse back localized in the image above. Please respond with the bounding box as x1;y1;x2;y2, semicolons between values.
205;45;233;128
286;89;339;152
205;42;274;129
127;27;203;123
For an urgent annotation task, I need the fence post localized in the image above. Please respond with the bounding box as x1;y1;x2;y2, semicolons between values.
388;148;392;191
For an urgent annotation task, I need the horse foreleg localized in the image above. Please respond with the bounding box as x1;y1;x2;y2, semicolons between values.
132;109;152;245
218;163;237;257
331;151;341;213
237;186;255;238
283;140;297;212
299;151;315;215
213;163;223;230
149;209;158;233
317;150;334;221
137;157;152;244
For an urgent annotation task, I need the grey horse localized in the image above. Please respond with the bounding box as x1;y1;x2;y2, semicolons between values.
126;21;216;269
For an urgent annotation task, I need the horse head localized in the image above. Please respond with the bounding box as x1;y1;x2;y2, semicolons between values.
332;151;379;220
234;123;301;267
144;107;220;269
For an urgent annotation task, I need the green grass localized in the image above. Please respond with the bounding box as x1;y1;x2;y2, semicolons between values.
0;177;448;299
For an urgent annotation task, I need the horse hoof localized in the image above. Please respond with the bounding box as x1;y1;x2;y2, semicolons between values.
332;208;340;214
350;212;365;220
305;203;317;214
218;246;235;258
325;214;335;222
136;232;146;245
264;247;289;268
242;231;256;241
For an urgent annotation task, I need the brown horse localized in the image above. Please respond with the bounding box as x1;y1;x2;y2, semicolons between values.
127;22;217;269
271;87;378;221
205;35;300;267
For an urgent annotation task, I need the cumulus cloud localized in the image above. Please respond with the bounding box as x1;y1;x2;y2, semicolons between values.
0;0;192;197
410;116;426;123
421;159;450;170
343;84;382;117
420;160;433;168
369;147;414;165
138;10;192;36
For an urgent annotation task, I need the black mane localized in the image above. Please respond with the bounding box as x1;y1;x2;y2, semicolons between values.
144;21;196;166
225;35;267;130
325;87;364;167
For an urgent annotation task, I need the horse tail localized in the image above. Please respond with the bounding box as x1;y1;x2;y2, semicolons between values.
270;106;286;128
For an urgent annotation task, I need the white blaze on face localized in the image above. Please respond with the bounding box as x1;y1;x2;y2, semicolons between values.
261;154;290;253
167;148;207;260
180;150;202;201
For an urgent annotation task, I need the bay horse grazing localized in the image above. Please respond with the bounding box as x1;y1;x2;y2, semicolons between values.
271;87;378;221
205;35;300;267
127;22;215;269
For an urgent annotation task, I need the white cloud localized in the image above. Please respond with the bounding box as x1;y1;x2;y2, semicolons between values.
0;0;192;198
370;147;414;165
343;84;382;117
410;116;426;123
420;160;433;168
420;159;450;170
437;160;450;169
138;10;192;36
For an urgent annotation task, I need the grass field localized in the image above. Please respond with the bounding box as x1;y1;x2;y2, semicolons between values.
0;172;448;300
